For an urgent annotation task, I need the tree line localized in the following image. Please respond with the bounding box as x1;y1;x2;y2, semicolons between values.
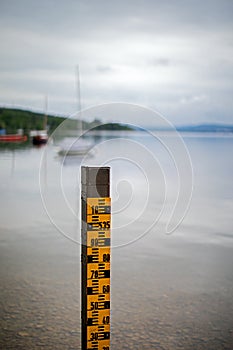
0;107;132;135
0;108;66;134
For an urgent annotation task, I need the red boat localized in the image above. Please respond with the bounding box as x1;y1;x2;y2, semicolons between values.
32;132;48;145
32;97;48;146
0;134;28;142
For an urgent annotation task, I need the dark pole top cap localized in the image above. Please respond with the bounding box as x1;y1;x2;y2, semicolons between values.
81;166;110;185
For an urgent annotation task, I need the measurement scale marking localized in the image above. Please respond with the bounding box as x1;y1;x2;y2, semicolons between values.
82;188;111;350
87;213;111;232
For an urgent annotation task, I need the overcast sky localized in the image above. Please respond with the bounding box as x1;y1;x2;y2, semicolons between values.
0;0;233;125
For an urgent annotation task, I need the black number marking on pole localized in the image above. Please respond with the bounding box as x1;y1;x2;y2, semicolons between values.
91;270;99;279
102;285;110;294
103;254;110;262
103;316;110;324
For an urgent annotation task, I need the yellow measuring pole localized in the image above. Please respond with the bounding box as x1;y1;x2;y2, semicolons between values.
81;167;111;350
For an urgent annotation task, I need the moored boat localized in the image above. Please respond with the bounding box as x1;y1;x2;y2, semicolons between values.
32;131;48;145
0;134;27;142
57;137;93;156
57;66;94;156
31;96;49;146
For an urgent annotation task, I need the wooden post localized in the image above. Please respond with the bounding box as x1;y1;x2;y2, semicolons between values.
81;166;111;350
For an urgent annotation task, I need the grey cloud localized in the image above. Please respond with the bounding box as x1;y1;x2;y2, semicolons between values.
96;65;114;73
149;58;171;67
1;0;233;38
0;0;233;124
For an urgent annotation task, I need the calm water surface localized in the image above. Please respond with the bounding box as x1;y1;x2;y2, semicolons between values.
0;132;233;349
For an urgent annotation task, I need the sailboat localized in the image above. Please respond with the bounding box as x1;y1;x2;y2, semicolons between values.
58;66;93;156
32;96;49;145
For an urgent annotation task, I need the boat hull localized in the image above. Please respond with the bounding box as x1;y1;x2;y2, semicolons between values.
58;148;92;156
0;135;27;142
32;135;48;145
57;137;93;156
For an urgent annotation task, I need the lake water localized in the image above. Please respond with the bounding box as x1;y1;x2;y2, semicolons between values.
0;131;233;349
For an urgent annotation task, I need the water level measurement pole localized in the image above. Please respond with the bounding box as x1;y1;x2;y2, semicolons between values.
81;166;111;350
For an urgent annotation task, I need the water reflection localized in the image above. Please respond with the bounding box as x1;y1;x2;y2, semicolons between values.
0;132;233;349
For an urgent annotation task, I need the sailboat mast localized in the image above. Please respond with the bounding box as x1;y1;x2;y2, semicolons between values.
76;65;83;135
43;95;48;131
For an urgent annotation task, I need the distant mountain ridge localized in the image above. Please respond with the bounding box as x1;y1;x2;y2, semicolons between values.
176;123;233;132
148;123;233;133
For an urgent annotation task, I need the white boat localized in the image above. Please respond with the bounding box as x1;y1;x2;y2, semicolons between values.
57;66;94;156
57;137;93;156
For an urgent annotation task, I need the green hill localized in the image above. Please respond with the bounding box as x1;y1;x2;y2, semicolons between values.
0;108;66;134
0;107;132;134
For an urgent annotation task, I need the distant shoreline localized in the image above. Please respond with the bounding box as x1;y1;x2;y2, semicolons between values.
0;107;232;134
